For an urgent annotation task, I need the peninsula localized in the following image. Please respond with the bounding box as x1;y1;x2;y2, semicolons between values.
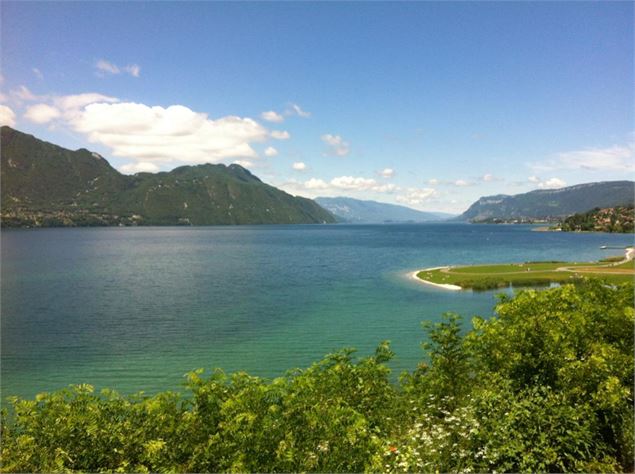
413;248;634;291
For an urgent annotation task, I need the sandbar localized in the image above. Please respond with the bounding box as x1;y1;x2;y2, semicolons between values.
410;269;462;291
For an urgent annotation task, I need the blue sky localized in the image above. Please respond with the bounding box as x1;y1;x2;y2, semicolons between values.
1;2;633;213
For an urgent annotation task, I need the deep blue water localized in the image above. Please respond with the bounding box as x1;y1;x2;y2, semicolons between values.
1;224;632;399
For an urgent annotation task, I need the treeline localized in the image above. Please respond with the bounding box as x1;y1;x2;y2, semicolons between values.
2;281;633;473
561;206;634;233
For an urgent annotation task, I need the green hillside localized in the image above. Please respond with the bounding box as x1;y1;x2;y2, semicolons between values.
561;206;634;233
0;126;335;226
459;181;635;222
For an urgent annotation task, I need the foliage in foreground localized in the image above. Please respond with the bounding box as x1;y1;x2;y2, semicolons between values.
1;281;633;473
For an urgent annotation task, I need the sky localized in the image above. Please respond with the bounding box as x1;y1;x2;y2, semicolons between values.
1;2;633;213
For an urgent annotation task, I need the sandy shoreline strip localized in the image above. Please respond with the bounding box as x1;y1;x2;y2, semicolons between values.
410;269;462;291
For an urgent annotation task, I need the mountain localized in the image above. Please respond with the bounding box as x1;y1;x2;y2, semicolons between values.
315;196;455;223
458;181;635;222
0;126;335;226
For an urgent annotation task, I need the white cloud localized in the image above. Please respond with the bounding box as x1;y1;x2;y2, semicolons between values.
71;102;268;164
125;64;141;78
304;178;329;190
453;179;472;187
264;146;278;157
528;176;540;183
373;183;397;193
321;133;350;156
95;59;141;78
286;103;311;118
530;143;635;172
119;161;160;174
292;162;306;171
261;110;284;123
536;177;567;189
428;178;439;186
24;104;61;124
0;105;16;127
96;59;119;75
301;175;397;193
380;168;394;178
331;176;377;190
271;130;290;140
481;174;495;182
396;187;438;206
22;93;119;126
232;160;255;169
9;90;291;170
53;93;118;113
11;85;39;101
32;68;44;80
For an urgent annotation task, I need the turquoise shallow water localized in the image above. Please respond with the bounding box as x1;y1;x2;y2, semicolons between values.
1;224;632;399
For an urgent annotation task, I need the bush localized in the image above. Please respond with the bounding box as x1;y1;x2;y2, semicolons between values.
2;282;633;473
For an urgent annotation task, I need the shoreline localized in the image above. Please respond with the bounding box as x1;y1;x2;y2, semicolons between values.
410;247;633;292
410;269;462;291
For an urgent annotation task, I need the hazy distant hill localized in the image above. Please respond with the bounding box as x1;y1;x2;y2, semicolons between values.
0;126;335;226
315;196;454;223
459;181;635;222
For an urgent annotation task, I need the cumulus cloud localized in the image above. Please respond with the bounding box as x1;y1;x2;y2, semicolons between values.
24;103;62;124
534;177;567;189
71;102;268;163
321;133;350;156
271;130;290;140
373;183;397;193
264;146;278;157
380;168;394;178
232;160;255;169
331;176;377;190
396;187;438;206
528;176;540;183
261;110;284;123
530;143;635;172
453;179;472;187
301;175;397;193
481;173;501;182
23;93;119;126
95;59;141;78
119;161;160;174
14;90;290;169
304;178;329;190
286;103;311;118
428;178;439;186
55;93;119;111
0;105;16;127
292;162;306;171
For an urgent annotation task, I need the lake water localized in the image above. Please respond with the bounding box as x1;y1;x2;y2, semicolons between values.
2;224;632;400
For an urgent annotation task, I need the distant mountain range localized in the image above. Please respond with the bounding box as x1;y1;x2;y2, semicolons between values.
459;181;635;222
315;197;454;223
0;126;335;226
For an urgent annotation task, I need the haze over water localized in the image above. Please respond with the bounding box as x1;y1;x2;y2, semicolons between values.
2;224;632;400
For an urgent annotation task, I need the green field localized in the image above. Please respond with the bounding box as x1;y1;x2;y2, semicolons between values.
416;254;634;291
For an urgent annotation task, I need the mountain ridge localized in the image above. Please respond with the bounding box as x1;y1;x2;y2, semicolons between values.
0;126;335;227
315;196;454;223
459;180;635;222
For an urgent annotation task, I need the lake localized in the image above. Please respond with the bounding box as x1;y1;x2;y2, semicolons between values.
1;224;632;400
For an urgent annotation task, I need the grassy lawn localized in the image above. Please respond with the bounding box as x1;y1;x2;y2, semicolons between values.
416;254;634;291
